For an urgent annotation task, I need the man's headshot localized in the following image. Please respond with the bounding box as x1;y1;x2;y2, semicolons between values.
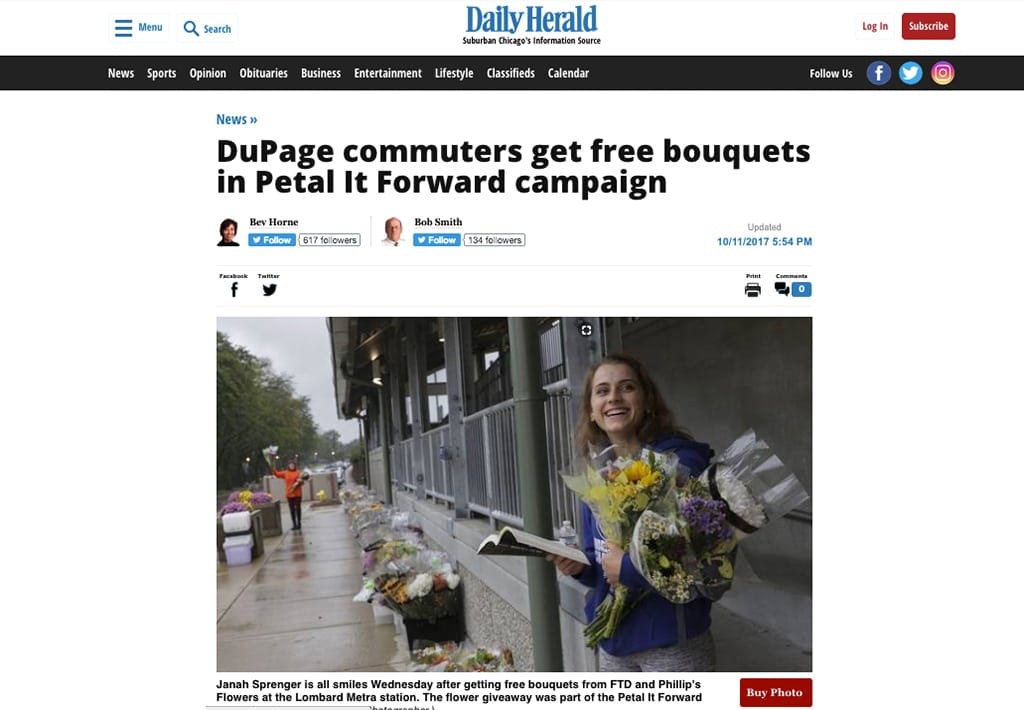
218;218;240;246
382;217;404;246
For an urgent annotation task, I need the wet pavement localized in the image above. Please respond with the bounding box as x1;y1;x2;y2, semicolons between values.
217;503;408;672
216;502;811;673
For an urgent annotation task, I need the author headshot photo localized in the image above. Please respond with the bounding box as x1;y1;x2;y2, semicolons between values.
382;217;405;247
218;218;240;246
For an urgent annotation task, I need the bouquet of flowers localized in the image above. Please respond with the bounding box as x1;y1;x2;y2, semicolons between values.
375;552;462;621
411;642;515;672
562;447;679;648
353;577;377;603
630;478;738;603
362;539;424;578
699;429;808;538
261;445;278;465
410;642;460;671
288;471;311;494
455;646;515;672
630;429;809;603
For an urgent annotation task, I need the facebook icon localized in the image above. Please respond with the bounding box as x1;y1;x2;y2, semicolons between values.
867;61;891;86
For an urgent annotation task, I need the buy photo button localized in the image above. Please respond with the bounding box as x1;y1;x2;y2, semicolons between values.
740;678;812;707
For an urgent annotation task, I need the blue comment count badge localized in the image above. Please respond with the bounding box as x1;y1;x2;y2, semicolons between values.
412;233;462;247
248;233;297;247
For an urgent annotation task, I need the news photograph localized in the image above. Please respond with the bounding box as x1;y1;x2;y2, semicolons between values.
216;316;811;675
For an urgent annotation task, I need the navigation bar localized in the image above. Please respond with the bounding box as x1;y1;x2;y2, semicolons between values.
2;56;1020;90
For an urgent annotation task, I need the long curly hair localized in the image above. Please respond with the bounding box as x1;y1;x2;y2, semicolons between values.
573;353;692;458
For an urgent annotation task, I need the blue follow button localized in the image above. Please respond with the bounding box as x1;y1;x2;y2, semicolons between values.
248;233;296;247
791;281;812;297
413;233;461;247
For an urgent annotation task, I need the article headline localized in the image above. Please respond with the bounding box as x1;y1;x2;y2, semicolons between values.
216;138;812;200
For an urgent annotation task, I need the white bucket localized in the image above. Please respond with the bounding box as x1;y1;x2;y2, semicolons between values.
222;534;253;566
221;511;252;534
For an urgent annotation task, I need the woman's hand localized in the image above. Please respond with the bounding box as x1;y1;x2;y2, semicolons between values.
601;542;625;586
546;553;585;577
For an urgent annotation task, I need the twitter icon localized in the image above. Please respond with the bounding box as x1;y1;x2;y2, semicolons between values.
899;61;923;86
262;283;277;297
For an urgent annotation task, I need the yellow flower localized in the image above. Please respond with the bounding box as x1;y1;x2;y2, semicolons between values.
640;471;660;488
622;460;652;483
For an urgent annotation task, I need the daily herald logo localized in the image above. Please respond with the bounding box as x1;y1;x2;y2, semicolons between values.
466;4;599;33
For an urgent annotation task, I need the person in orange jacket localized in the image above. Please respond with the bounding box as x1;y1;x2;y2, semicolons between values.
272;458;305;531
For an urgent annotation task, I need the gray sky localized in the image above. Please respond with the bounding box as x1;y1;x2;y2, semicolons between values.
216;317;361;444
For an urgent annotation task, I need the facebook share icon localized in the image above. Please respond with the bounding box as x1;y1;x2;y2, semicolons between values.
867;61;891;86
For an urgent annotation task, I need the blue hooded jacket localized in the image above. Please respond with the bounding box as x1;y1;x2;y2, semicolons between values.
573;434;715;657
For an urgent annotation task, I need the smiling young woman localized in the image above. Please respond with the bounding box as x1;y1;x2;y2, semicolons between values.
551;352;720;672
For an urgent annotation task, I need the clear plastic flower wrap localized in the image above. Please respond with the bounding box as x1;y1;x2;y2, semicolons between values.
410;641;461;671
362;538;424;578
376;577;461;621
352;504;390;533
357;522;396;549
352;577;376;603
375;549;461;621
629;429;808;602
699;429;809;538
390;511;412;529
629;479;737;604
261;445;279;462
411;642;515;672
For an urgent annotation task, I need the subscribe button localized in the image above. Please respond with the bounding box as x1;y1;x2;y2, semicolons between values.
740;679;812;707
902;13;955;40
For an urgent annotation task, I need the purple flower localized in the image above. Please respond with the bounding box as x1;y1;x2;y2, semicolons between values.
680;497;731;543
220;501;249;515
250;492;274;505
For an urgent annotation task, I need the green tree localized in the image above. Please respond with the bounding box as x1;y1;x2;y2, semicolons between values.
216;332;318;490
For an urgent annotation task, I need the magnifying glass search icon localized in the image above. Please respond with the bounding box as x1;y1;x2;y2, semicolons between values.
184;20;200;37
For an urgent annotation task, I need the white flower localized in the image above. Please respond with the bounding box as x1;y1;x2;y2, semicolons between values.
443;572;460;589
405;573;434;599
701;466;768;532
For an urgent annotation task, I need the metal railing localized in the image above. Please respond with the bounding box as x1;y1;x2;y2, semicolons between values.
465;397;520;524
543;384;580;535
422;425;454;502
381;380;579;535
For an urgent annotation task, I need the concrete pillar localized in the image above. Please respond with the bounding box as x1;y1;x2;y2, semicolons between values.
561;315;605;425
442;318;471;519
405;319;428;499
507;317;564;672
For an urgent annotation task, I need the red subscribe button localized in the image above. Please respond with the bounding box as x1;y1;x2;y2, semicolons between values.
740;679;812;707
902;13;956;40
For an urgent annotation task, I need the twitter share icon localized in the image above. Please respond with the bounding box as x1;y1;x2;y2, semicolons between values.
899;61;923;86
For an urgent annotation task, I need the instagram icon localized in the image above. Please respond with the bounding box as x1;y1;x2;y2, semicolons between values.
931;61;955;85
